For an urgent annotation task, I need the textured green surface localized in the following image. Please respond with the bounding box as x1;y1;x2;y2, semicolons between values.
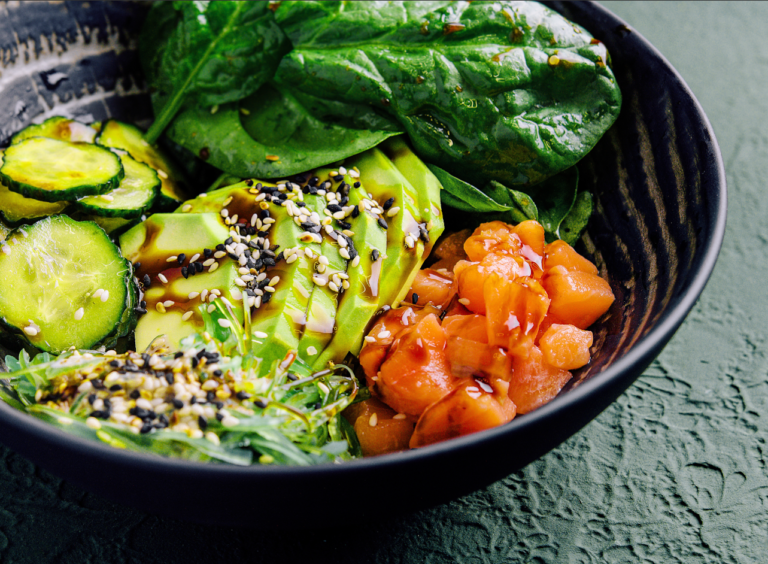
0;2;764;561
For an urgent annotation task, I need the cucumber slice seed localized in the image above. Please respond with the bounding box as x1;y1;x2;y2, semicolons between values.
0;215;137;353
0;137;124;203
75;154;160;219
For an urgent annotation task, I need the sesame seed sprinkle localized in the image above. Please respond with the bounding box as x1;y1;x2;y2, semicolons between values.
74;308;84;321
364;336;376;343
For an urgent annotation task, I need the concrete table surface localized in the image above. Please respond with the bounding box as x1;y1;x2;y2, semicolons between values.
0;2;762;562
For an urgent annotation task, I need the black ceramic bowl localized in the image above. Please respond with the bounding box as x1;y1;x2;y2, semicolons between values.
0;1;726;526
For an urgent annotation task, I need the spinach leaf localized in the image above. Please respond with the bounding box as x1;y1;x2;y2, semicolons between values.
526;166;579;237
427;164;513;213
558;190;594;246
141;1;290;144
273;1;621;188
165;83;400;178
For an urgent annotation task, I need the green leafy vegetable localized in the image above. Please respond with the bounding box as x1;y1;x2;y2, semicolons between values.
273;0;621;187
141;1;291;143
427;164;513;213
165;83;400;178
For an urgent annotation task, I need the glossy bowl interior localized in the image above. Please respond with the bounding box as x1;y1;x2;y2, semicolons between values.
0;1;726;527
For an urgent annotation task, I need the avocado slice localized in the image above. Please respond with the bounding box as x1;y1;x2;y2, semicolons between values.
120;213;230;273
295;173;349;362
248;203;318;372
345;147;426;309
312;176;388;369
380;137;444;257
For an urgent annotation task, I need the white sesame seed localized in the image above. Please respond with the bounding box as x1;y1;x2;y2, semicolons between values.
254;331;268;339
405;235;416;248
209;262;219;273
136;398;153;410
158;273;169;284
231;289;243;301
202;379;218;391
86;417;102;430
100;194;114;202
328;282;340;293
387;206;401;217
338;166;347;175
74;308;84;321
269;276;280;286
188;292;200;300
92;289;104;299
458;298;471;306
234;278;247;287
306;346;318;356
220;209;229;218
182;311;194;321
393;413;407;420
349;168;360;178
317;264;327;274
206;432;220;445
162;300;174;308
158;169;169;179
368;413;378;427
221;416;239;427
217;318;232;328
208;294;217;303
318;256;330;266
351;256;360;267
264;286;275;293
364;336;376;343
189;253;200;263
377;330;391;339
286;254;298;264
1;245;9;255
167;255;178;263
312;274;327;286
23;325;38;337
255;193;266;202
339;248;351;260
342;280;350;290
223;196;233;206
182;204;192;212
201;290;209;301
332;211;346;220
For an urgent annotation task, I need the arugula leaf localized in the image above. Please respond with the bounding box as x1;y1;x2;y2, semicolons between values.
273;0;621;187
141;1;291;144
165;84;400;178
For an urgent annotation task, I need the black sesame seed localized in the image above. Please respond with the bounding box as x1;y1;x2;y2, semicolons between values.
130;390;141;399
308;186;318;195
378;217;388;229
156;414;169;428
204;248;213;258
133;262;142;270
309;176;319;186
215;244;225;252
326;204;342;213
190;396;197;405
248;240;260;249
371;249;380;262
178;253;186;264
130;407;150;418
255;182;263;190
140;424;153;434
419;226;430;243
195;262;204;273
296;201;306;207
321;181;332;191
228;252;238;260
164;372;175;384
254;399;268;409
351;206;360;218
181;266;189;279
172;399;183;409
207;390;216;403
353;181;361;188
88;394;96;405
263;258;276;267
190;357;199;369
215;412;225;422
142;274;151;287
262;292;272;304
109;384;122;392
109;360;120;368
147;410;157;421
275;251;285;262
92;379;106;390
412;293;419;304
439;309;449;321
339;196;349;206
333;174;344;183
213;401;224;410
337;220;351;230
225;237;233;245
246;179;254;186
314;402;322;410
174;351;184;359
140;301;147;309
286;373;299;381
383;197;395;210
90;410;109;419
236;391;251;400
198;415;208;430
213;369;223;377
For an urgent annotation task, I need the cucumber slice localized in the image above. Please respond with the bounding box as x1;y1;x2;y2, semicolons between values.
0;152;68;225
86;215;141;237
75;154;160;218
96;120;188;209
10;116;97;145
0;215;138;353
0;137;124;203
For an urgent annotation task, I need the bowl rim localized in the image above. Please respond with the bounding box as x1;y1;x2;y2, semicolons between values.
0;1;727;482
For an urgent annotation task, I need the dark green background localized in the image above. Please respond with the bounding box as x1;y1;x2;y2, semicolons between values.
0;2;764;562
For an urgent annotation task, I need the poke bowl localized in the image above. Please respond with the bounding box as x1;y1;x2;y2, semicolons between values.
0;0;725;526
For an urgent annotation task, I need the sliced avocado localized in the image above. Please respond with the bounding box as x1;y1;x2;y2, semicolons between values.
175;180;253;214
381;137;445;257
134;260;243;351
296;177;348;362
345;147;425;309
120;213;230;273
249;203;317;372
313;177;388;369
